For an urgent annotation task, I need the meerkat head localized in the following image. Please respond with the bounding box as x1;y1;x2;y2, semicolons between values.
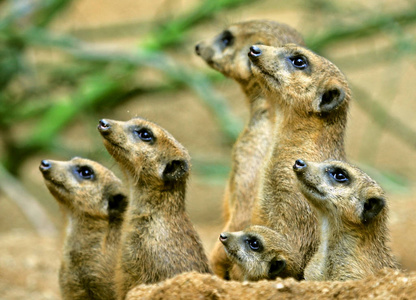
98;118;190;188
195;20;305;86
39;157;127;219
293;159;387;227
248;44;350;117
219;225;301;281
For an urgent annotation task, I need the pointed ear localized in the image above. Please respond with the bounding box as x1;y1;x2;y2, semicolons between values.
162;159;189;182
361;197;385;224
108;193;128;223
268;258;286;279
316;84;346;114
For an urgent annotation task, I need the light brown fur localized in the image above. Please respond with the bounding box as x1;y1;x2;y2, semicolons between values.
196;20;305;279
98;117;211;299
249;44;351;275
293;159;398;281
219;225;303;281
39;157;127;300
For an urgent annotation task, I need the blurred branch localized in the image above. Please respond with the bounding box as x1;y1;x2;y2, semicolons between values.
73;47;242;141
23;73;126;149
22;28;242;142
0;163;57;237
141;0;254;50
352;84;416;150
307;7;416;53
65;0;253;43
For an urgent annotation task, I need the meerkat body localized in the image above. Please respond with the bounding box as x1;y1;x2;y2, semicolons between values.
196;20;305;279
98;118;211;299
293;159;398;281
219;225;303;281
39;157;127;300
248;44;351;274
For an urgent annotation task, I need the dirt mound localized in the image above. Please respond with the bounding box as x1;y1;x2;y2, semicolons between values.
127;269;416;300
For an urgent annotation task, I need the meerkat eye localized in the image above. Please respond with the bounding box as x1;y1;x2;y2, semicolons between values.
289;55;308;69
328;168;349;183
135;128;154;143
76;166;95;180
246;238;261;251
220;30;234;48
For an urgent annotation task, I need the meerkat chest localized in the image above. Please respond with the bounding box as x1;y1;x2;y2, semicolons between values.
317;217;330;277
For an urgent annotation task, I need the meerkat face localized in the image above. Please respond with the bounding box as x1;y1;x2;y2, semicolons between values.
98;118;190;187
195;20;305;85
248;44;349;116
219;225;288;280
293;159;386;226
39;157;126;219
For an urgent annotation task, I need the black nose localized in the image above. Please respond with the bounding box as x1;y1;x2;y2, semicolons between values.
219;233;228;243
195;43;201;55
39;160;51;172
98;119;111;132
248;45;262;58
293;159;307;171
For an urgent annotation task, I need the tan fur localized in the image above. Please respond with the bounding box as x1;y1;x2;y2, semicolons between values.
98;117;211;299
39;157;127;300
293;159;398;281
196;20;305;279
220;225;303;281
249;44;351;275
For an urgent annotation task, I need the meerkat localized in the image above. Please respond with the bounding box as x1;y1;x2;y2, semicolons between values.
195;20;305;279
219;225;303;281
39;157;128;300
97;117;211;299
293;159;399;281
248;44;351;274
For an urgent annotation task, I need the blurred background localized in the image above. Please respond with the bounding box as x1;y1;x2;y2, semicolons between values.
0;0;415;298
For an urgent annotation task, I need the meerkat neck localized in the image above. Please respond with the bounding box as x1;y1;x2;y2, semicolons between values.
129;183;187;215
276;113;346;161
64;214;108;249
241;82;271;121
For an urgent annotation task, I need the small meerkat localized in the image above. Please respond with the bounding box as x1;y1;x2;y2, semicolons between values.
195;19;305;280
248;44;351;274
97;117;211;299
219;225;303;281
39;157;128;300
293;159;399;281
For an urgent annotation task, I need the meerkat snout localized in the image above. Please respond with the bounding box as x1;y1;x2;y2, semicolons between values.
195;44;201;55
39;160;52;172
293;159;307;171
98;119;111;132
248;45;262;58
219;233;229;244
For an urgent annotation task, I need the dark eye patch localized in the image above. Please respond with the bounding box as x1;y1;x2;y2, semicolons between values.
134;127;155;143
75;166;95;180
289;55;308;70
219;30;234;49
245;236;263;252
328;167;349;183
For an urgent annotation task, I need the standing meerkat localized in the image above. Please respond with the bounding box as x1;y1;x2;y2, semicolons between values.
248;44;351;275
293;159;399;281
97;117;211;299
39;157;128;300
195;20;305;279
219;225;303;281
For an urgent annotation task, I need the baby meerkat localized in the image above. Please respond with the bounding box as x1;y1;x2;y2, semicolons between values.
98;118;211;299
196;19;305;280
219;225;303;281
39;157;127;300
248;44;351;274
293;159;398;281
